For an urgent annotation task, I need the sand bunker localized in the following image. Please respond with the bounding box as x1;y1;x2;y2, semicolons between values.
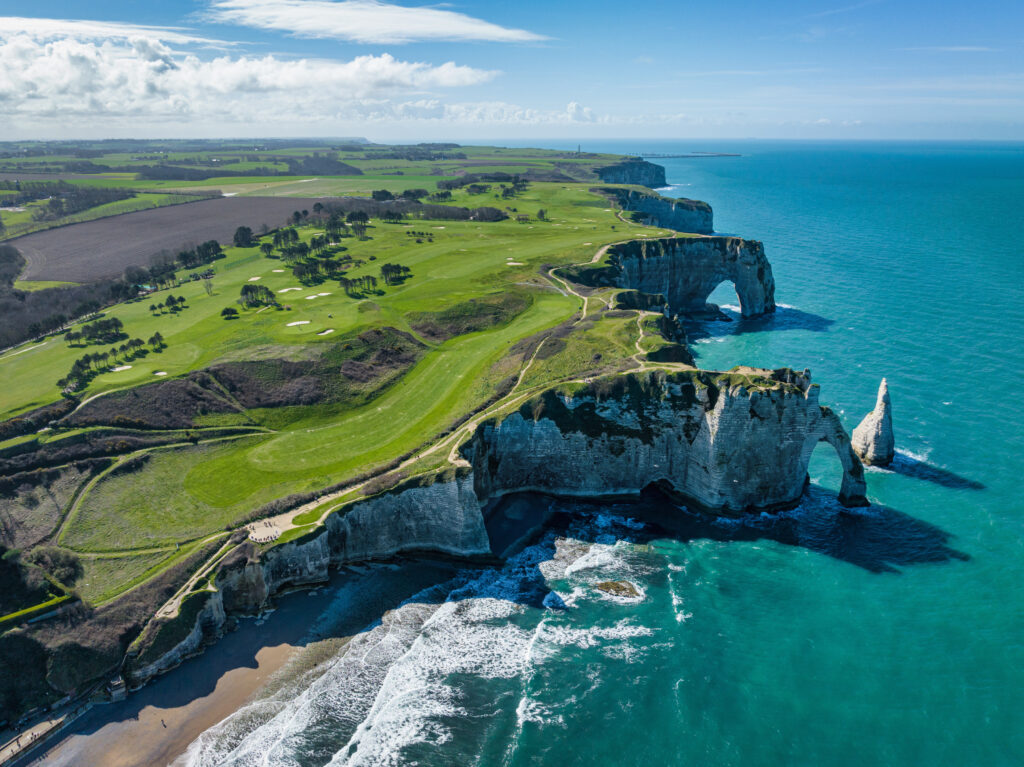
317;329;335;336
272;269;285;273
318;292;331;296
305;295;319;300
248;276;261;282
111;365;132;372
154;371;168;376
506;262;524;266
286;320;310;327
278;287;302;293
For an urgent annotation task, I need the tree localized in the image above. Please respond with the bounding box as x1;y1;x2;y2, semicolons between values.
351;222;368;239
124;265;150;286
313;202;324;215
233;226;254;247
371;189;394;201
536;208;547;221
148;332;164;350
260;242;274;257
221;307;239;319
148;303;157;314
202;277;214;296
346;211;369;224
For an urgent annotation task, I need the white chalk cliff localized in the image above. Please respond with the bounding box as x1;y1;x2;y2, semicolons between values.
127;368;869;686
852;378;895;466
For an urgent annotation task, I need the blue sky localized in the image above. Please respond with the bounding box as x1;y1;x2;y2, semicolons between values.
0;0;1020;140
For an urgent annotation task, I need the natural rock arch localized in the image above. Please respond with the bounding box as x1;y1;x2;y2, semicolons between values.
575;237;776;318
800;408;869;507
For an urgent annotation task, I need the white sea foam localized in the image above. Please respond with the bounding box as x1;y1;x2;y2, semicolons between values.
540;620;654;650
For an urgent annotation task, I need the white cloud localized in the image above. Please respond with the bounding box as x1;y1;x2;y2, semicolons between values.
0;34;496;121
0;16;224;46
205;0;545;44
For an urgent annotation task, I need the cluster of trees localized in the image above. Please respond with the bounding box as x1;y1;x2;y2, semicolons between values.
362;148;466;161
340;275;379;297
272;227;300;248
404;231;434;244
370;188;430;202
284;154;362;176
239;283;276;308
148;295;187;314
57;335;163;390
437;172;529;191
313;198;505;223
0;181;134;219
497;180;529;199
379;263;412;286
124;263;172;290
234;227;255;248
323;214;350;241
176;240;223;269
68;317;125;345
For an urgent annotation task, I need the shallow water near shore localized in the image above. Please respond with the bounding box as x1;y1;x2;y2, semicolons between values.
54;142;1024;766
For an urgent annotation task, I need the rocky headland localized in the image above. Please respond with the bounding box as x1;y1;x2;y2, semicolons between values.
126;366;868;686
595;158;667;187
568;236;776;318
596;187;714;235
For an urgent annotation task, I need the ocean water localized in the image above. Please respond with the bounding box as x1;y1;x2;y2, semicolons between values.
180;142;1024;766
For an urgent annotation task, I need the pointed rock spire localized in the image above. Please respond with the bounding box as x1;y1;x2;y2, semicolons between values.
852;379;895;466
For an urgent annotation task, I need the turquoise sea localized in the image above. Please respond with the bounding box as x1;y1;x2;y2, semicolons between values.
181;142;1024;766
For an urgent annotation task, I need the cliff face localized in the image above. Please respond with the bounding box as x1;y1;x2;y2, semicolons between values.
585;237;776;318
326;474;490;563
466;370;867;514
595;160;667;187
129;590;226;685
598;188;713;235
128;369;867;686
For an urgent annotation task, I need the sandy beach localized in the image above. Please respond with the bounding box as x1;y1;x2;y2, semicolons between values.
21;561;463;767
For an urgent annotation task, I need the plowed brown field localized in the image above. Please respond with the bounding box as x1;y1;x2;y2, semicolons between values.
12;197;330;282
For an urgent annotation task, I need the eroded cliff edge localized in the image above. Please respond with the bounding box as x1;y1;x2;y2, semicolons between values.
126;367;867;686
567;236;776;318
596;187;714;235
595;158;667;187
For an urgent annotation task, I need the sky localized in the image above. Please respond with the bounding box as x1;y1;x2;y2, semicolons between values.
0;0;1021;141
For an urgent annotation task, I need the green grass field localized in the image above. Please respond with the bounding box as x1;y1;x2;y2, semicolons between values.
0;143;684;605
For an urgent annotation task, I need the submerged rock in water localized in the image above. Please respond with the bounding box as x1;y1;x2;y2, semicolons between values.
595;580;641;599
852;378;895;466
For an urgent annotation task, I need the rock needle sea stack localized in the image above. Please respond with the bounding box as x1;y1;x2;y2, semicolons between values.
852;378;895;466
